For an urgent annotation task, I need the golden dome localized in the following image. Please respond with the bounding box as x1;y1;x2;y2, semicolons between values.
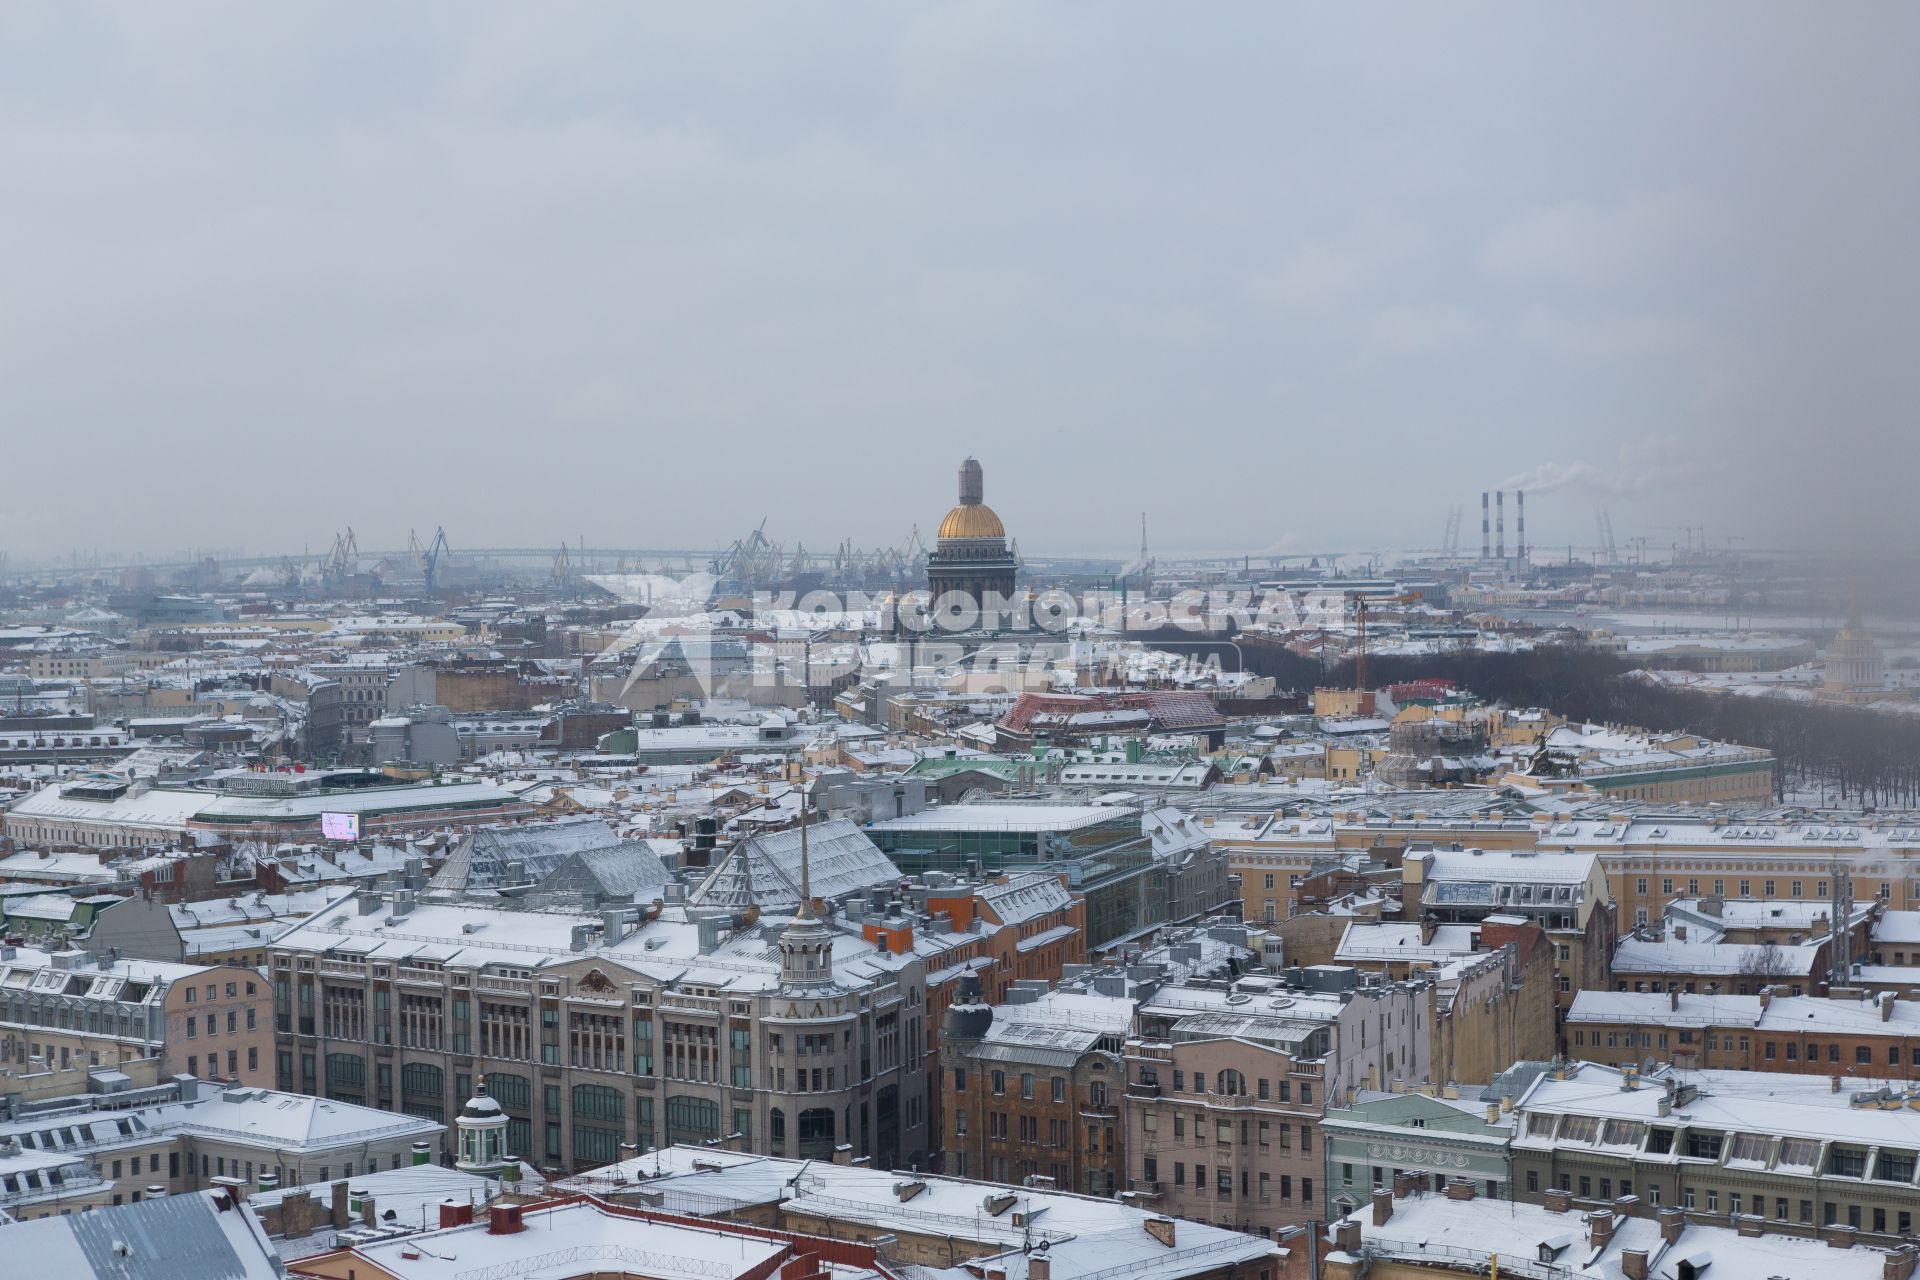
937;503;1006;541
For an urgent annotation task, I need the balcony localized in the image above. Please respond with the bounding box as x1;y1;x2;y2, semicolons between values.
477;976;533;996
1126;1082;1162;1099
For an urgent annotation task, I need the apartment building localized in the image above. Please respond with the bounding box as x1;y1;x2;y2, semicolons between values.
1216;804;1920;932
0;944;271;1085
1511;1060;1920;1245
1569;987;1920;1079
939;973;1131;1194
1609;926;1828;997
1332;915;1559;1084
1330;1179;1911;1280
268;886;931;1174
1123;970;1430;1235
1408;845;1615;1009
307;660;394;743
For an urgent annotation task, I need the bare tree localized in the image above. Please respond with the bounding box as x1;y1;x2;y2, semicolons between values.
1739;941;1793;980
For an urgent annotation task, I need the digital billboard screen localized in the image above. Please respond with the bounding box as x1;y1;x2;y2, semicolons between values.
320;811;361;841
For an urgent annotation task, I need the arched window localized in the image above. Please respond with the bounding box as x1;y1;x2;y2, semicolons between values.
489;1072;531;1154
798;1107;836;1159
666;1095;720;1147
324;1053;366;1100
401;1062;442;1097
571;1084;623;1123
489;1073;531;1111
1218;1069;1244;1096
400;1063;444;1123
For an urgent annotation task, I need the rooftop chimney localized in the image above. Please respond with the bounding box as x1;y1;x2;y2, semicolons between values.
1371;1188;1394;1227
1496;491;1505;561
1516;489;1527;560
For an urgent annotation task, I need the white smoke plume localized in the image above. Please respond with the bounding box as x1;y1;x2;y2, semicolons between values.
1499;435;1700;498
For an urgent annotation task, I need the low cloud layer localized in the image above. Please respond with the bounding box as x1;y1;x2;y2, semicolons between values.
0;4;1914;563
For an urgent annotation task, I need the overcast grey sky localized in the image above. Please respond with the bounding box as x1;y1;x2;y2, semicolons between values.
2;4;1915;564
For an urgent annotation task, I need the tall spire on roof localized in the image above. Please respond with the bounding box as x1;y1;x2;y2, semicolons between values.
778;792;834;991
795;799;815;921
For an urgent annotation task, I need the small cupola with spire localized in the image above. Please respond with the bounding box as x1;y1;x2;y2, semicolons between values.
778;803;837;991
455;1072;510;1177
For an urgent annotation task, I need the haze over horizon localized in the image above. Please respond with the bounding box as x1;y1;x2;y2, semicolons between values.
2;4;1916;563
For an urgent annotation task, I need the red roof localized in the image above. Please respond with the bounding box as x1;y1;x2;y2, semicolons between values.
1000;689;1222;733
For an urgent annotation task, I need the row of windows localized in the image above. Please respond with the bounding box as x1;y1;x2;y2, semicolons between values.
1140;1067;1313;1105
183;1008;254;1036
1526;1168;1916;1234
185;1048;255;1077
1146;1158;1311;1206
1148;1113;1313;1150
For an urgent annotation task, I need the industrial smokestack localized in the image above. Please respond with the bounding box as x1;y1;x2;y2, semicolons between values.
1481;492;1490;559
1516;490;1526;560
1496;491;1506;561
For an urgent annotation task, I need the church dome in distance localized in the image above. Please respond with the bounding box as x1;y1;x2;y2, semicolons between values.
938;502;1006;542
936;457;1007;543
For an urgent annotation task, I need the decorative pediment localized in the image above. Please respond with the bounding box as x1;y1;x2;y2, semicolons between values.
579;968;618;995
